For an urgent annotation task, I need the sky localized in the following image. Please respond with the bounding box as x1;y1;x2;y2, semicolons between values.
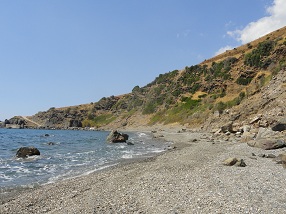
1;0;286;121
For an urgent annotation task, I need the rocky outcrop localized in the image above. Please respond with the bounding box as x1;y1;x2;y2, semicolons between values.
16;147;41;158
107;130;129;143
4;117;26;128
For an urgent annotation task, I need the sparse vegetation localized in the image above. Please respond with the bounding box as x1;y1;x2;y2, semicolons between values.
236;76;253;85
82;114;116;128
244;40;275;68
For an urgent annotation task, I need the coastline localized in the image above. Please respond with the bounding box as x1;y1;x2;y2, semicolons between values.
1;127;286;213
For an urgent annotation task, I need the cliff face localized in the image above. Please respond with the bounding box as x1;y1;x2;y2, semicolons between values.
9;26;286;131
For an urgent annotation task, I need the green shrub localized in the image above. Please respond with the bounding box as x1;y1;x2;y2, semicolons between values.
214;102;227;113
244;40;275;67
142;102;156;114
236;76;253;85
198;94;207;98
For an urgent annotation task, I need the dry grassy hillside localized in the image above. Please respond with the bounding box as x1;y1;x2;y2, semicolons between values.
8;26;286;131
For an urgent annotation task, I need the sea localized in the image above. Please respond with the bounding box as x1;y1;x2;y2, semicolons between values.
0;128;171;195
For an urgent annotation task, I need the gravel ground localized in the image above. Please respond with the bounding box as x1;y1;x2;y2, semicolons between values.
1;130;286;214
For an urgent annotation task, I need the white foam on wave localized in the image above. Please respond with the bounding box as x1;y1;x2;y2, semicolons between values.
0;174;13;181
122;154;133;159
137;132;147;137
118;145;126;149
81;163;118;176
45;163;118;185
75;150;95;156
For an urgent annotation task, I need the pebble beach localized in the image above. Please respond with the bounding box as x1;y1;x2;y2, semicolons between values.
1;129;286;213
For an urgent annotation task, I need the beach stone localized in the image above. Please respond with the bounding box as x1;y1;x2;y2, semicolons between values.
247;139;286;150
250;115;262;124
266;154;276;158
223;157;238;166
16;147;40;158
221;122;233;133
256;127;277;139
274;153;286;168
106;130;129;143
242;125;251;133
235;159;246;167
241;131;255;142
271;121;286;132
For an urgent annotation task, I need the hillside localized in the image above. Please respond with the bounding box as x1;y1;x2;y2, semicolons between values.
7;26;286;131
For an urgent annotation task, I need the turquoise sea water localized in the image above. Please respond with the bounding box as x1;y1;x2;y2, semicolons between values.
0;129;170;194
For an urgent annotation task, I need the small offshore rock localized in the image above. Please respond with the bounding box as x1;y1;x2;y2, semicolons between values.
126;142;134;145
106;130;129;143
16;147;40;158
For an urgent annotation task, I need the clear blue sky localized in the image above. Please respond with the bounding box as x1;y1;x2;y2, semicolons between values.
1;0;286;121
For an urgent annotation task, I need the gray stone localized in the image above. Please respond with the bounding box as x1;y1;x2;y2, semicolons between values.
242;125;251;133
255;127;273;139
235;159;247;167
247;139;286;150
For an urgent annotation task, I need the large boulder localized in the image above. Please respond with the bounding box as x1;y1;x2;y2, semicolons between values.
247;139;286;150
107;130;129;143
16;147;41;158
221;122;234;133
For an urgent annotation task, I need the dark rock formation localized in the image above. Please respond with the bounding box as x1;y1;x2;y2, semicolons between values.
16;147;40;158
271;121;286;132
107;130;129;143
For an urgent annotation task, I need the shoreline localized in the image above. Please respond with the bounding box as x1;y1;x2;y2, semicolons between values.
0;129;170;201
1;128;286;213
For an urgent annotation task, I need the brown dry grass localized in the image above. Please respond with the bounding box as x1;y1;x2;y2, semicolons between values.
200;26;286;67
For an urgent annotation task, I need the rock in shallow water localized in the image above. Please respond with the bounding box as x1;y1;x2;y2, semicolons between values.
16;147;40;158
106;130;129;143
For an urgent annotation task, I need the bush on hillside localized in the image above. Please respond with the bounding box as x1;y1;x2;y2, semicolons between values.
244;40;275;67
236;76;253;85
